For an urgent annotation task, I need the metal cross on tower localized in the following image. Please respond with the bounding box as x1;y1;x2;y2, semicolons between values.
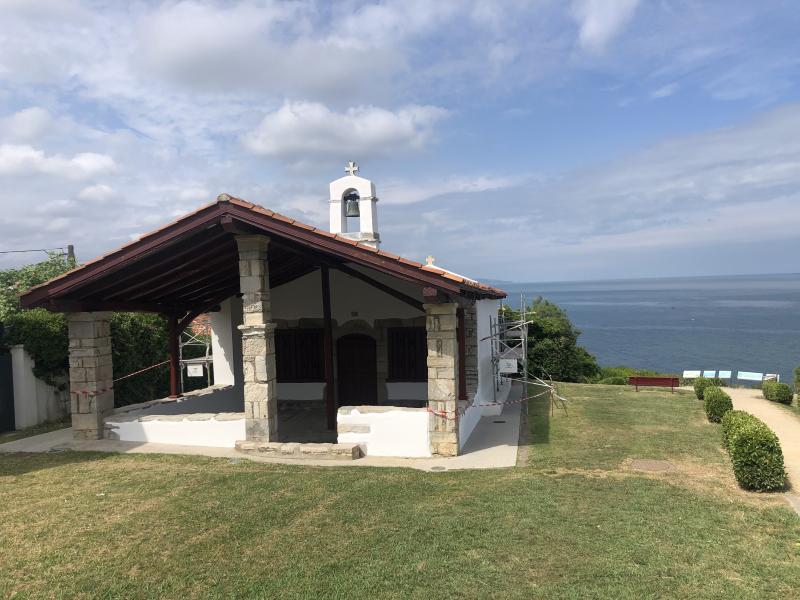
345;160;359;176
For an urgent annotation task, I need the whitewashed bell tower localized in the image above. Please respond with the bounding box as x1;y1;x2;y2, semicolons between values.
329;161;380;249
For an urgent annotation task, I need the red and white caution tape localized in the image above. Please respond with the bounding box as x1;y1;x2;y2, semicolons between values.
70;359;170;398
427;386;554;420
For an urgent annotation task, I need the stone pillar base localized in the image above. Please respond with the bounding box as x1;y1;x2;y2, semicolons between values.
237;235;278;442
425;302;460;456
67;312;114;440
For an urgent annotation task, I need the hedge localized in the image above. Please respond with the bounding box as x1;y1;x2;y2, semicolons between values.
704;387;733;423
2;309;171;406
721;410;786;491
2;308;68;387
762;380;794;405
597;376;628;385
721;410;752;450
693;376;723;400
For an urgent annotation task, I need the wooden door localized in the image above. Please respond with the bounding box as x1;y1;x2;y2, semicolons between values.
336;334;377;406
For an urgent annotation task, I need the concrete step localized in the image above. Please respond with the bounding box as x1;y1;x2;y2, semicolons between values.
235;440;362;460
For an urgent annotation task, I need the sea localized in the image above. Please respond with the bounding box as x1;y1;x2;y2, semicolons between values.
500;274;800;384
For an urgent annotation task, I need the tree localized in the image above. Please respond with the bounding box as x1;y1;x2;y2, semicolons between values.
0;252;73;322
504;297;599;383
1;254;171;404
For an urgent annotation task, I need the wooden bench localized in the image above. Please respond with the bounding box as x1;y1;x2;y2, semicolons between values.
628;376;680;393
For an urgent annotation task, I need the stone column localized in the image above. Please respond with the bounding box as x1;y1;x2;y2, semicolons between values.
236;235;277;442
425;302;459;456
67;312;114;440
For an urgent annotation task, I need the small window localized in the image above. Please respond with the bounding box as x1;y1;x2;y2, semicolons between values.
387;327;427;382
275;329;324;382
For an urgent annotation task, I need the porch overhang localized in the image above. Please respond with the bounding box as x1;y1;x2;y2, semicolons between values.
21;195;505;316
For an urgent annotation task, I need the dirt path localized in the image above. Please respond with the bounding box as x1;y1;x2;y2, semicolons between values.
724;387;800;492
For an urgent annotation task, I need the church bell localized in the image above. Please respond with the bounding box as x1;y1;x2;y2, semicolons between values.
345;193;360;217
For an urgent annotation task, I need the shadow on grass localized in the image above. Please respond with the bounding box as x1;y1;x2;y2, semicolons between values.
0;450;114;477
528;387;551;445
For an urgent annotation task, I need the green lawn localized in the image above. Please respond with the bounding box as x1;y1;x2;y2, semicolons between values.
1;383;799;599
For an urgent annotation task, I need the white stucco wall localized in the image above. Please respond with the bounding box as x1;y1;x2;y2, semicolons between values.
459;299;504;449
210;266;427;403
270;267;422;325
211;298;243;387
338;406;431;457
11;345;68;429
105;415;245;448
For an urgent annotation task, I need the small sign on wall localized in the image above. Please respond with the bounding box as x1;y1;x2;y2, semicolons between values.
498;358;518;374
187;364;204;378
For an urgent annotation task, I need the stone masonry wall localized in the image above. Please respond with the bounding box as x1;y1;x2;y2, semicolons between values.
236;235;278;442
464;301;479;401
67;312;114;440
425;302;459;456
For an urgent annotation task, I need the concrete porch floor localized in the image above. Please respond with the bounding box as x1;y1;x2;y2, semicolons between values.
0;384;524;471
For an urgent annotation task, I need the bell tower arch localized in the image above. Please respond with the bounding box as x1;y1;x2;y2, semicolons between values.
329;161;380;249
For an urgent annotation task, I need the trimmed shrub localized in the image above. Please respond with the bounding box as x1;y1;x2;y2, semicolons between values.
721;410;752;450
693;376;723;400
721;410;786;491
762;380;794;405
597;376;628;385
704;387;733;423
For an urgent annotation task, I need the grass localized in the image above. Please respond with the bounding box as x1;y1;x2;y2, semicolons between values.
1;383;799;599
0;419;69;444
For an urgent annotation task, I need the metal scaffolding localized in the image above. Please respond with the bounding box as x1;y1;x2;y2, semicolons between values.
488;294;530;402
179;325;212;391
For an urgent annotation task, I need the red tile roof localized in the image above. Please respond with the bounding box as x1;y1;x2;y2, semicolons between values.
21;195;506;309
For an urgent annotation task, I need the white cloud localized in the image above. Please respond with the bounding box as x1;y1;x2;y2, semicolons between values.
571;0;640;53
0;0;799;279
0;107;53;141
381;174;531;206
177;187;211;202
242;101;449;161
0;144;114;179
136;1;403;101
650;82;679;99
78;184;115;202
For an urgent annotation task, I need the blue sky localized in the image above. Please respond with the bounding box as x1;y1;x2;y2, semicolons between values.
1;0;799;282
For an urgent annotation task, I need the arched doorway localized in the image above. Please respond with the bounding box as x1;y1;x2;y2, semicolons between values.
337;334;377;405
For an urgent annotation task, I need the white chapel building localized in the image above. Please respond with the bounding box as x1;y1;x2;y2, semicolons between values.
22;163;511;458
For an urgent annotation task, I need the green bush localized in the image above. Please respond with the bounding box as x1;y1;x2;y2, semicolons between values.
2;309;171;406
721;410;752;450
111;313;170;406
693;376;723;400
2;308;68;386
505;299;600;383
794;365;800;391
704;387;733;423
721;410;786;491
597;376;628;385
762;380;794;405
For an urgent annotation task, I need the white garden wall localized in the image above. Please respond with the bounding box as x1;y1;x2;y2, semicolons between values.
105;413;245;448
11;345;68;429
338;405;430;457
